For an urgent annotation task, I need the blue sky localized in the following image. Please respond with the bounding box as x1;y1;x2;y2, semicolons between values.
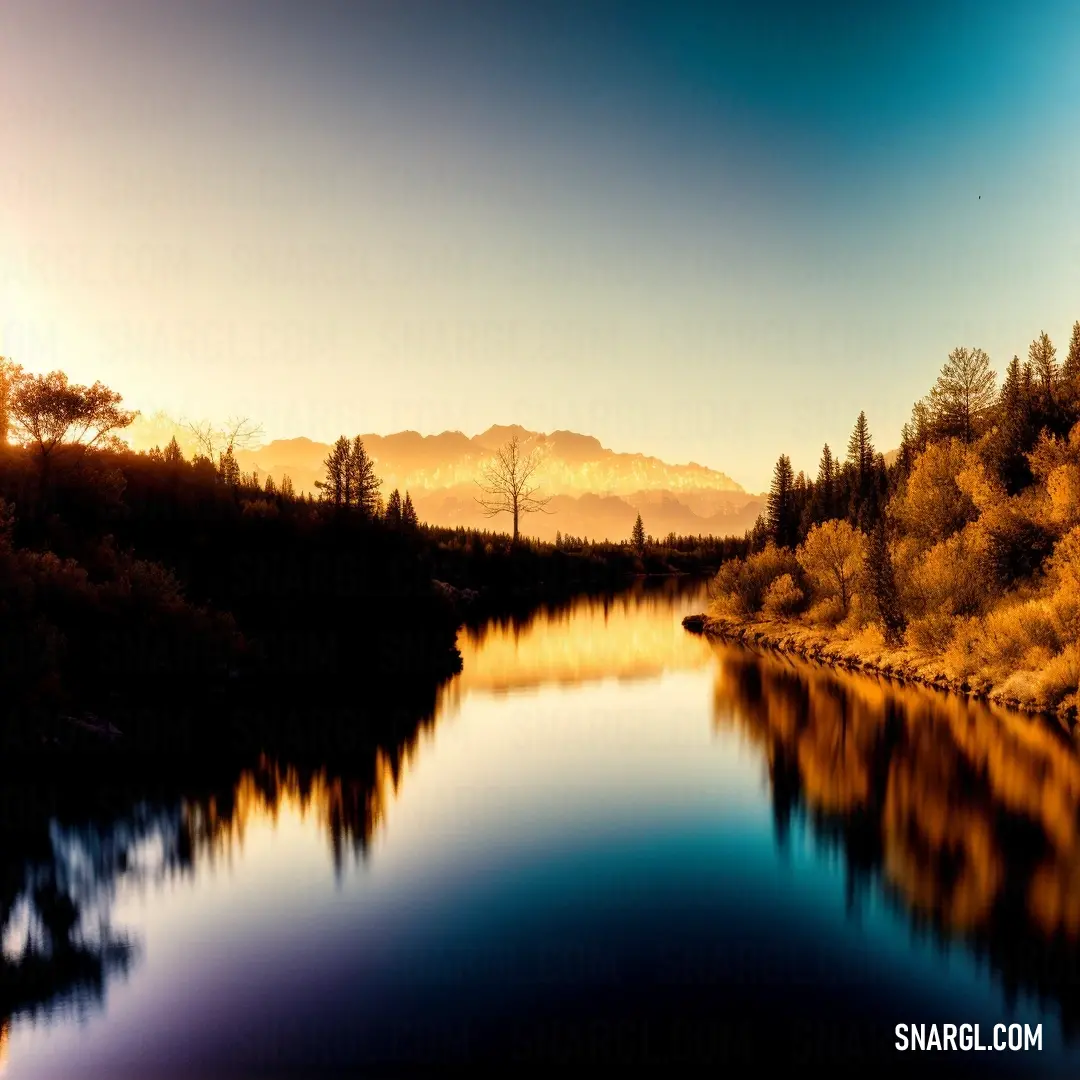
2;0;1078;489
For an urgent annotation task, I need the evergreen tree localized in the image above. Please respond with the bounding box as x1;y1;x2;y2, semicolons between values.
631;513;646;551
1063;320;1080;418
263;473;276;495
815;443;835;519
318;436;350;505
163;435;184;464
280;474;295;498
990;356;1036;492
846;411;875;478
347;435;381;515
217;445;240;486
1028;330;1058;401
385;488;403;526
846;411;876;521
401;491;418;528
927;346;997;442
766;454;797;548
866;519;905;644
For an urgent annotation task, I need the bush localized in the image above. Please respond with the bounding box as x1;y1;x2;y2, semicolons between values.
711;542;801;617
905;612;961;655
762;573;805;618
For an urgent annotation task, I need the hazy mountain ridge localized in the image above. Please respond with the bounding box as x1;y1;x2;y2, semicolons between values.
124;416;760;541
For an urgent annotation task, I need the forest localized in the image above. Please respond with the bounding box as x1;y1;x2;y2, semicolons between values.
0;358;741;758
706;323;1080;722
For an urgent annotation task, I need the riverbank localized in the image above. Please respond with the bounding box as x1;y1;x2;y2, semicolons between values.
683;611;1080;730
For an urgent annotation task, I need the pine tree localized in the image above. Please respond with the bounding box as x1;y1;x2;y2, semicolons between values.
401;491;418;528
347;436;380;515
846;411;876;522
846;411;874;478
263;473;276;495
866;520;905;644
1028;330;1058;400
927;346;997;442
385;488;403;526
767;454;797;548
631;513;646;551
990;355;1036;492
280;474;295;498
163;435;184;464
217;445;240;486
816;443;835;516
318;436;350;505
1063;320;1080;418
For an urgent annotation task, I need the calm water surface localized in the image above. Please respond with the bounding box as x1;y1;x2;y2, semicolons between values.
5;580;1080;1076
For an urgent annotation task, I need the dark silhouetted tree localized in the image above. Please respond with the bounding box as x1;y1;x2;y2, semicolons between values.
866;519;905;644
631;513;645;551
989;356;1036;492
813;443;836;522
317;436;350;506
767;454;798;548
9;370;137;467
217;445;240;486
928;346;997;443
385;489;403;527
475;434;552;542
162;436;184;465
401;491;418;528
846;411;876;522
347;436;380;516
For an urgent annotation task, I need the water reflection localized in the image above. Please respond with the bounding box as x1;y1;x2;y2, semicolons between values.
457;576;712;693
711;643;1080;1034
0;684;453;1033
6;581;1080;1073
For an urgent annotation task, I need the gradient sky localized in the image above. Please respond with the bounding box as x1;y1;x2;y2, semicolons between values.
2;0;1079;491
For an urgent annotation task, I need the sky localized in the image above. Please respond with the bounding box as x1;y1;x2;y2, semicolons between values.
1;1;1079;492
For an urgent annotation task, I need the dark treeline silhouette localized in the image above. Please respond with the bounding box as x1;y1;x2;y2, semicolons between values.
709;325;1080;720
0;358;747;756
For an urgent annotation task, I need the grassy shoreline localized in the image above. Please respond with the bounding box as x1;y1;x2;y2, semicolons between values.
684;610;1080;730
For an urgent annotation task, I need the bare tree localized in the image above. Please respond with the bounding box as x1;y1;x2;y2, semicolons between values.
474;434;553;542
183;415;263;467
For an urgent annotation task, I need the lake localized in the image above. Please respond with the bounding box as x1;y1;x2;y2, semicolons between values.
4;578;1080;1076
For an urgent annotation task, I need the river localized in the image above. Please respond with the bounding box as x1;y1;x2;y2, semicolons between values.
3;578;1080;1076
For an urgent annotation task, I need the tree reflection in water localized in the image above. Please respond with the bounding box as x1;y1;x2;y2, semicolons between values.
0;677;453;1034
711;642;1080;1035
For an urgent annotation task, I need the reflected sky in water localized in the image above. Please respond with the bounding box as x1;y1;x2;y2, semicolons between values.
6;579;1080;1075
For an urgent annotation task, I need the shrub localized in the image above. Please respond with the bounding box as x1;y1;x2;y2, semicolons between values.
1035;644;1080;710
711;542;801;617
762;573;805;618
905;612;961;655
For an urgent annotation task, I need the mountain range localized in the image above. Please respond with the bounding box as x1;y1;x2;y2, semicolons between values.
125;416;765;542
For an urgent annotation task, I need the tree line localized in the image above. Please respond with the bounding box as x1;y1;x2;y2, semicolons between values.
712;322;1080;717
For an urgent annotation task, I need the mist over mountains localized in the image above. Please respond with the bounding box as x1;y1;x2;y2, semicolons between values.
127;417;764;542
